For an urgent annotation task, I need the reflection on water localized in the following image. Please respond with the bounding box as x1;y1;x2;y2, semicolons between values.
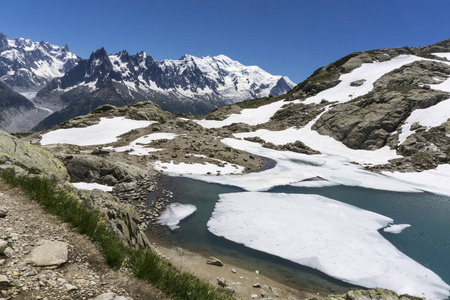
148;175;450;292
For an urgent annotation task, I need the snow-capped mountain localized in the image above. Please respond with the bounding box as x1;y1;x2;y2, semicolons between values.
33;48;294;130
0;32;79;95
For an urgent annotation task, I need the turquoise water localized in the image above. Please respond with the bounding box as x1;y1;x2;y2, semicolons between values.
150;175;450;294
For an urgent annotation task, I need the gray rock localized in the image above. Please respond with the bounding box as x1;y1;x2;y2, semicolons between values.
3;247;14;258
0;240;7;253
91;292;133;300
350;79;366;87
217;277;227;287
28;240;68;267
206;256;223;267
64;283;77;291
0;275;10;287
0;207;7;218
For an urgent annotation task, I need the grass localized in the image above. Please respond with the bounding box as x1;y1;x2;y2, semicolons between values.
0;169;236;300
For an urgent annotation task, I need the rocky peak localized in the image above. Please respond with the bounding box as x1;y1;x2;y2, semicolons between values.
0;33;8;51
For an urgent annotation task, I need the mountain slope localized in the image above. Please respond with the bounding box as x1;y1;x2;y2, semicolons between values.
33;48;294;130
0;32;79;95
0;80;48;132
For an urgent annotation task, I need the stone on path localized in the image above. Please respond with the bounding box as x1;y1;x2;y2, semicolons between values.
0;275;10;287
28;240;68;267
0;240;7;254
0;207;7;218
91;292;133;300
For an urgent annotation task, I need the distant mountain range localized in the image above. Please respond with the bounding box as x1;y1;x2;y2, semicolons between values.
0;33;79;93
0;33;295;132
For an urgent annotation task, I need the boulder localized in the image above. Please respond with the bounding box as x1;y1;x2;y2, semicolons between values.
28;240;68;267
207;256;224;267
0;130;68;180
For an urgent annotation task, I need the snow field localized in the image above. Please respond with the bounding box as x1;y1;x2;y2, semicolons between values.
195;99;288;128
207;192;450;299
40;117;155;146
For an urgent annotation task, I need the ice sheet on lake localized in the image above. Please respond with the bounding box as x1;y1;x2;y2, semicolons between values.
157;203;197;230
40;117;155;146
187;138;419;193
72;182;113;192
383;224;411;234
207;192;450;299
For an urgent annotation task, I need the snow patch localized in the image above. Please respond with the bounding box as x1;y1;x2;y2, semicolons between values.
207;192;450;299
298;55;432;105
195;100;287;128
40;117;154;146
153;160;245;175
106;133;178;155
398;98;450;144
72;182;113;192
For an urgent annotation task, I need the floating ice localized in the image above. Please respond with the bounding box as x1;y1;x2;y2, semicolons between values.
207;192;450;299
72;182;113;192
187;138;418;193
40;117;155;146
383;224;411;234
157;203;197;230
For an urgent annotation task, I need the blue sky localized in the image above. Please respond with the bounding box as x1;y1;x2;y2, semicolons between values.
1;0;449;83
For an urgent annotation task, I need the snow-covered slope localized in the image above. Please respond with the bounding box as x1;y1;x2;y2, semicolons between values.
0;33;79;95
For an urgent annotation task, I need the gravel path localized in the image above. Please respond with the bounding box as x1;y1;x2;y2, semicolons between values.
0;180;168;300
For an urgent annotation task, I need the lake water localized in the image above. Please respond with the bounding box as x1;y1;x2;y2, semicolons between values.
150;175;450;295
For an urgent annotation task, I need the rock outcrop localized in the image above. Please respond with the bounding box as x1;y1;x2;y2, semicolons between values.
312;88;449;150
0;130;68;180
